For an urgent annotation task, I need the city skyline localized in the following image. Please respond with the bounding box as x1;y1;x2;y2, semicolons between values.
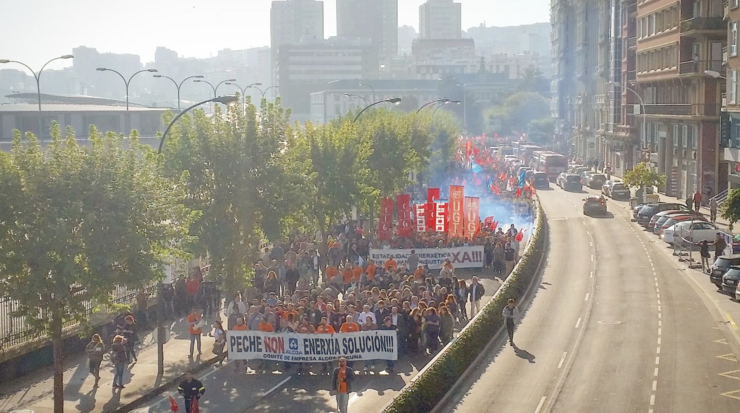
1;0;549;69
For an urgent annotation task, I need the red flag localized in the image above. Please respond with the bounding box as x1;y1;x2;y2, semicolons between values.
516;188;522;197
465;198;479;240
169;396;179;412
516;228;527;242
491;220;498;230
378;198;393;240
191;398;200;413
484;216;493;228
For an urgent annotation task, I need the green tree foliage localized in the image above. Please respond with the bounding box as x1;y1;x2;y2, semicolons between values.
623;162;666;201
517;66;550;97
161;98;296;291
485;92;550;137
722;189;740;231
526;117;555;145
0;124;191;413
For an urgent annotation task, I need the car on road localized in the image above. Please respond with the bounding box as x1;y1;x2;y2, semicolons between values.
601;180;613;196
636;203;688;227
532;172;550;189
721;267;740;295
525;170;536;181
586;173;607;189
580;171;594;186
736;281;740;301
710;256;740;288
583;196;607;216
606;182;630;199
569;165;585;173
559;174;582;191
673;221;720;248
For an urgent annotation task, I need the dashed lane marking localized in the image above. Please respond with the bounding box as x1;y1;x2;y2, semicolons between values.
534;396;546;413
657;347;661;354
558;352;567;369
654;367;659;376
655;357;660;365
652;380;657;391
575;317;582;329
650;394;655;406
585;293;589;301
716;338;730;345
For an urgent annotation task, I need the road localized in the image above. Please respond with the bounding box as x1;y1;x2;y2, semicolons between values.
439;184;740;413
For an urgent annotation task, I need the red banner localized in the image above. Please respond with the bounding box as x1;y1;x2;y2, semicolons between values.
396;194;412;237
426;188;441;231
378;198;393;240
415;203;426;232
484;216;493;229
464;197;480;239
435;202;448;232
448;185;464;238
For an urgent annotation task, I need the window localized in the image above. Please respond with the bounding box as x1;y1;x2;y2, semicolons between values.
682;125;688;147
673;125;680;147
734;0;739;9
649;15;655;36
731;69;737;104
732;22;738;56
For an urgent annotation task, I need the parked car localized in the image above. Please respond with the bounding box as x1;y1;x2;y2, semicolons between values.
569;165;585;173
633;203;654;219
649;209;694;232
583;196;608;216
607;182;630;199
673;220;720;248
735;280;740;301
636;203;687;227
710;256;740;288
722;267;740;295
587;173;607;189
561;174;583;191
532;172;550;189
657;215;703;236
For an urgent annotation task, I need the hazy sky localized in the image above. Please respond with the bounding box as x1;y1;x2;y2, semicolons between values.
1;0;550;69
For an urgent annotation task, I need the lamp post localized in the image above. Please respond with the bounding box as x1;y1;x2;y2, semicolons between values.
432;99;461;117
344;93;369;106
353;98;402;123
251;85;280;99
157;95;238;154
359;81;376;102
611;80;648;202
417;98;450;114
0;54;74;138
96;68;158;110
153;74;204;111
225;82;262;108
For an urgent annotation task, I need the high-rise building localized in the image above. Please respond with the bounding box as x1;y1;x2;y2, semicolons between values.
337;0;398;60
419;0;462;39
724;1;740;192
271;0;325;88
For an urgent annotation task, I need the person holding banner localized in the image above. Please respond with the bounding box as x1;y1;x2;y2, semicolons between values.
331;358;355;413
316;317;336;374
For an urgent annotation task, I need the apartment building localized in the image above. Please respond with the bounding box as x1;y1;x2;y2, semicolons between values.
614;0;640;172
337;0;398;60
635;0;725;199
724;0;740;190
571;0;602;160
419;0;462;39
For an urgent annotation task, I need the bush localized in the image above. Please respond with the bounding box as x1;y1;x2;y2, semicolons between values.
382;199;548;413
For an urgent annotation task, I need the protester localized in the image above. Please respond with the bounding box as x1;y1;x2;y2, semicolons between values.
439;306;454;345
502;298;520;346
187;308;204;358
178;370;205;413
468;276;485;316
85;334;105;387
110;335;127;390
211;320;227;366
332;358;355;413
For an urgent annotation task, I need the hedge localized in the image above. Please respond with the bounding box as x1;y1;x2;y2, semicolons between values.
381;198;548;413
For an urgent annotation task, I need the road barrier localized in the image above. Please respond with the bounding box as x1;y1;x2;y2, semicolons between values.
381;197;548;413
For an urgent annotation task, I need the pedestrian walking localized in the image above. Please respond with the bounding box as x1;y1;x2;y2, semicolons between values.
84;334;105;387
178;370;205;413
685;194;694;211
502;298;520;347
693;189;703;212
187;308;205;358
210;320;226;366
710;198;718;223
332;358;355;413
110;335;127;389
713;233;728;260
468;276;485;317
119;315;138;363
699;240;711;273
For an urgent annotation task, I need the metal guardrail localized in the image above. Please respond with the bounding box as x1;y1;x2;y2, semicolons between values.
711;188;729;206
0;284;156;355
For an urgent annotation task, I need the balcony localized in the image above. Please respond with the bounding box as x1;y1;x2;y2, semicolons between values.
680;17;725;37
643;103;721;116
678;60;723;76
626;70;636;83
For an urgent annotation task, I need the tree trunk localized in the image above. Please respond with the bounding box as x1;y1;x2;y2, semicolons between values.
319;229;329;284
51;304;64;413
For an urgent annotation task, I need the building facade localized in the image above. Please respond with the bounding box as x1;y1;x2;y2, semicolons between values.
419;0;462;39
724;0;740;190
270;0;325;86
336;0;398;60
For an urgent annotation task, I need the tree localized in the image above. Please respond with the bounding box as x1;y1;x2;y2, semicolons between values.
623;162;666;202
527;117;555;145
517;65;550;97
161;97;296;292
722;189;740;231
484;92;550;137
0;124;191;413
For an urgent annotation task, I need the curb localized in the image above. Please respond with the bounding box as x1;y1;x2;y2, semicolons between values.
109;355;220;413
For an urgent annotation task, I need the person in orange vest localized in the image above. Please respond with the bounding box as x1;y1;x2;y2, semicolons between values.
384;257;398;273
187;308;204;358
316;317;336;374
332;358;355;413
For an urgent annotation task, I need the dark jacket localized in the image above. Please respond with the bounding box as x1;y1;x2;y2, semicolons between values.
331;366;356;393
325;311;343;332
375;308;390;324
468;283;485;301
178;378;205;400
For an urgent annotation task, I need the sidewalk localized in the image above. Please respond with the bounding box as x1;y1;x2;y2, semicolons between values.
0;316;218;413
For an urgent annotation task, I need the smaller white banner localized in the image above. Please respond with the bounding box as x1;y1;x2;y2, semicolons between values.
227;330;398;362
369;246;485;269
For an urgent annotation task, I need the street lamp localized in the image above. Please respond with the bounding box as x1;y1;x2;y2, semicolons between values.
705;70;726;79
0;54;74;138
359;81;376;102
250;85;280;99
353;98;402;123
611;80;648;202
344;93;369;106
157;95;239;154
96;68;158;110
417;98;451;114
153;74;204;111
432;99;461;117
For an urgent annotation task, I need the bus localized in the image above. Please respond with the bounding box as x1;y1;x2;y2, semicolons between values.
517;144;543;165
532;151;567;181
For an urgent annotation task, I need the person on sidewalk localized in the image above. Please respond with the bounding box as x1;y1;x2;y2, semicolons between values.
713;233;728;260
710;198;718;223
699;240;711;273
331;358;355;413
210;320;226;366
110;335;128;389
85;334;105;387
693;190;703;212
120;315;138;363
187;308;204;358
502;298;520;347
178;370;205;413
468;276;485;316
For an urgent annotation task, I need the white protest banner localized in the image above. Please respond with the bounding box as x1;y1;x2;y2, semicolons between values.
227;330;397;362
369;246;484;269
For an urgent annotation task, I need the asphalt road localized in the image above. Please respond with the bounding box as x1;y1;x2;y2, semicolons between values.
440;184;740;413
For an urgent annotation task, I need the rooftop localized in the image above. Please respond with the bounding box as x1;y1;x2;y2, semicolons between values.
0;104;171;113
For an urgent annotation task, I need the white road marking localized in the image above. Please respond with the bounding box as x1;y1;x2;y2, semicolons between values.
591;254;594;262
265;376;293;396
657;299;661;305
575;317;582;328
659;320;662;327
658;306;661;312
655;357;660;365
658;313;661;319
650;394;656;406
658;328;662;335
558;352;567;368
534;396;547;413
590;271;593;278
652;380;657;391
657;337;661;345
657;347;661;354
585;293;590;301
590;241;593;246
654;367;659;376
